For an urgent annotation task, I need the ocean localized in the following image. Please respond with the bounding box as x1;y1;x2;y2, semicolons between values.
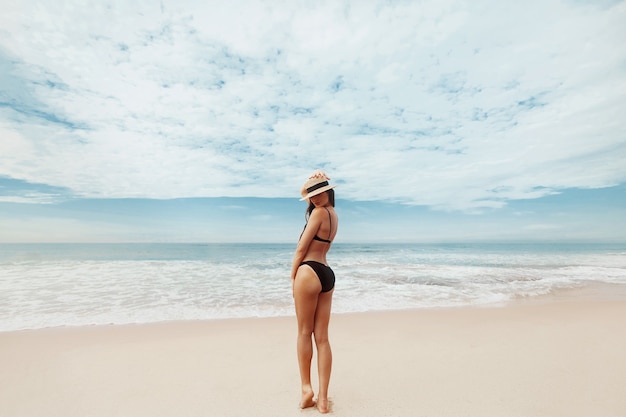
1;242;625;332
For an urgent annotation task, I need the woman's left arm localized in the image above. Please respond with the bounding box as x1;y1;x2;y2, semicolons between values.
290;208;323;280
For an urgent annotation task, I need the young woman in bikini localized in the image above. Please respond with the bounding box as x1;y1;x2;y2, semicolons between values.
291;170;338;414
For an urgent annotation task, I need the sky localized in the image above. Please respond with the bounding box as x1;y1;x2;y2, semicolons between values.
1;0;625;243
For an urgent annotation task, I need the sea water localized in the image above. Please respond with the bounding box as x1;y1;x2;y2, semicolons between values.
1;242;625;331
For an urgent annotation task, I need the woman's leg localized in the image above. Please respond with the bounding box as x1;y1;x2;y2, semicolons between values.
313;289;333;413
293;266;322;408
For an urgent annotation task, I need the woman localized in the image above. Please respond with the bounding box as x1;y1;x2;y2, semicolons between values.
291;170;338;414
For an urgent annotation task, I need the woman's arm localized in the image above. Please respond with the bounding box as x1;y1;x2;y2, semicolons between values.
290;208;323;280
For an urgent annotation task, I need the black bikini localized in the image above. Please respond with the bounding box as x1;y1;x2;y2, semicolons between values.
299;207;335;293
300;261;335;293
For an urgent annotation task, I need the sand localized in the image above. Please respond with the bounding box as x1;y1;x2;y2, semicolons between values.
1;295;625;417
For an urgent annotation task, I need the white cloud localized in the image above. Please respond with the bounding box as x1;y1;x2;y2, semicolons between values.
0;0;624;210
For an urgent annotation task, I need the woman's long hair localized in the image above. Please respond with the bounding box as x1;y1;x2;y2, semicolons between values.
305;189;335;220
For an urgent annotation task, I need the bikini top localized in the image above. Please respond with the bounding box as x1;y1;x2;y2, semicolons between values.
304;207;334;244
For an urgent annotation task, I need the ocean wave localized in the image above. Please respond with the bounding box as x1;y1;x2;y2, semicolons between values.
1;243;625;331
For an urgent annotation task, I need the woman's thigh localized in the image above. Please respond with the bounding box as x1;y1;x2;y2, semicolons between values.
294;266;321;331
314;290;333;340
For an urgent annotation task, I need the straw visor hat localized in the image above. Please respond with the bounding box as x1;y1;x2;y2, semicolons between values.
300;170;337;200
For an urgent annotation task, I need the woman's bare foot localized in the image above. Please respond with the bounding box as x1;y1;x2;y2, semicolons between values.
300;385;315;409
317;397;330;414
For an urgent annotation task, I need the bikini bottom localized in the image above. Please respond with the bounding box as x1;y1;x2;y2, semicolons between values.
300;261;335;293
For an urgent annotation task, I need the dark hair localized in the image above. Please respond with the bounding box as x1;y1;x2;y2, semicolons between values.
305;189;335;220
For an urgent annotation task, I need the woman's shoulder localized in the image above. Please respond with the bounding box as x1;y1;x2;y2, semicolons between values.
311;206;333;215
311;206;336;221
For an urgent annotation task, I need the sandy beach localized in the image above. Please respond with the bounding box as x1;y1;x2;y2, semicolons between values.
1;293;625;417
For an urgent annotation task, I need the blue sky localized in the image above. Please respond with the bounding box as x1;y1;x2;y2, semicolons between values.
1;0;625;243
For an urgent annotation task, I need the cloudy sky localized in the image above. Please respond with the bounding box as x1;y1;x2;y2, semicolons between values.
1;0;625;243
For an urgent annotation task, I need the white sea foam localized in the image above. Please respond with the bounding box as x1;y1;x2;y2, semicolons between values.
1;243;625;331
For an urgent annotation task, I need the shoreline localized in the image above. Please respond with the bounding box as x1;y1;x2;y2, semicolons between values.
3;281;626;334
1;291;625;417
